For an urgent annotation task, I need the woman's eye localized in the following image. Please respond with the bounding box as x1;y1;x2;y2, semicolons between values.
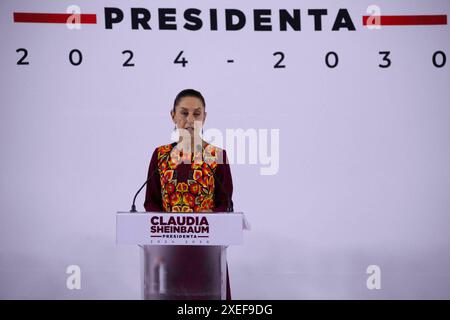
194;113;200;117
182;112;188;116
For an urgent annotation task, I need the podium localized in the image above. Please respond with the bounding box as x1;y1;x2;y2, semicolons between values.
116;212;248;300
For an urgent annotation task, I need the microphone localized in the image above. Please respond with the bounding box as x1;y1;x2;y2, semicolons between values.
202;149;234;213
130;142;178;212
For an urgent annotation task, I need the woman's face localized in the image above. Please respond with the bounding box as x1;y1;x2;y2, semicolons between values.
171;96;207;137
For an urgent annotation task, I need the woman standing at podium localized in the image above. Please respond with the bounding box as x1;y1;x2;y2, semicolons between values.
144;88;234;300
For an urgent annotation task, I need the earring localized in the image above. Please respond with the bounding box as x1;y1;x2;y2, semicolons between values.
201;128;204;136
171;124;178;142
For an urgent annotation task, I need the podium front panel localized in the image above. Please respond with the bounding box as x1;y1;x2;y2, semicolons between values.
140;245;227;300
117;212;244;246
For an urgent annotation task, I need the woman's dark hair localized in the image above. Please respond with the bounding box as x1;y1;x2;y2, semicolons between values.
173;89;206;112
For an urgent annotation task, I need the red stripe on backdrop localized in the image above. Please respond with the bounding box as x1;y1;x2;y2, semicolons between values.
13;12;97;24
362;15;447;26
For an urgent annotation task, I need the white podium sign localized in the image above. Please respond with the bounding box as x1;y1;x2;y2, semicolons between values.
116;212;246;246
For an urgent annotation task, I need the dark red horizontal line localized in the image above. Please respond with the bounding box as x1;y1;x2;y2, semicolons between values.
13;12;97;24
363;15;447;26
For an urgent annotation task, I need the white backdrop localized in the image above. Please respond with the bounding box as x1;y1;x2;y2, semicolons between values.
0;0;449;299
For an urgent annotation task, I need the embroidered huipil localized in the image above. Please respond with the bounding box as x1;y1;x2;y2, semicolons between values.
144;142;233;213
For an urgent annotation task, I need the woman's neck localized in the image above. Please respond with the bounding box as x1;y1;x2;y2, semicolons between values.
177;137;206;153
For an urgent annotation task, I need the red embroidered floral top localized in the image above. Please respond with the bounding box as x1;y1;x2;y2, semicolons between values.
144;142;233;213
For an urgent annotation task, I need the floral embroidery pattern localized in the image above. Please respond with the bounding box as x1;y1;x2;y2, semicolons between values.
157;143;219;213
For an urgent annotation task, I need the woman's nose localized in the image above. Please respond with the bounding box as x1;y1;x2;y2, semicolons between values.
187;113;195;122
